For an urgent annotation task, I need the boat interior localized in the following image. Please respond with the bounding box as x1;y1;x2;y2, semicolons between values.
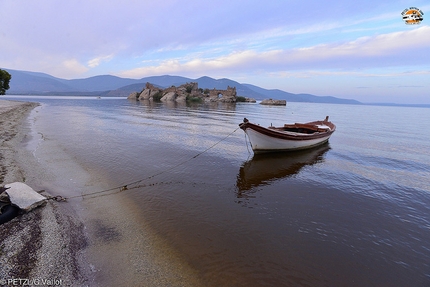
269;123;330;134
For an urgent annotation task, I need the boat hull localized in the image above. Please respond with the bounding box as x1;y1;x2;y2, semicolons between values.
245;128;331;153
239;118;336;153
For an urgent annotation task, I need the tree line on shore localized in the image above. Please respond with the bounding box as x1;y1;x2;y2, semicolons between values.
0;69;11;95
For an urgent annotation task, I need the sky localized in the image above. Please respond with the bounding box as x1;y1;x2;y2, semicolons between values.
1;0;429;104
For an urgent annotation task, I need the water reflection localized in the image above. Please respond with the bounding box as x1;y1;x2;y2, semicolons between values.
127;98;240;111
236;143;330;199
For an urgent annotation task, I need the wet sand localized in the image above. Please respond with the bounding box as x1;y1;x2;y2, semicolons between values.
0;100;202;286
0;100;89;286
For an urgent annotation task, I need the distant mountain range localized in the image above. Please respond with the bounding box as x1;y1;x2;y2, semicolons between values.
3;68;361;104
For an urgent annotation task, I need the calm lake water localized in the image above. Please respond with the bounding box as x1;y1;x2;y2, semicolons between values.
6;96;430;286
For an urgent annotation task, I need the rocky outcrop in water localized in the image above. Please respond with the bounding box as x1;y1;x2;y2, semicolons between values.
260;99;287;106
128;82;242;103
128;82;255;103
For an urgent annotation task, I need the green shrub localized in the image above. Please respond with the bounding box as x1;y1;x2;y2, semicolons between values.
152;91;163;101
236;96;247;102
186;95;202;103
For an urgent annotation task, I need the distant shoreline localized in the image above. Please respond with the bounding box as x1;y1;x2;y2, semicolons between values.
3;69;361;104
3;95;430;109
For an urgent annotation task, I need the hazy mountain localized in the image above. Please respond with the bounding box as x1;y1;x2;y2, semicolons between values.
3;68;361;104
141;75;191;87
194;77;264;99
243;84;361;104
5;69;77;94
5;69;143;93
66;75;139;91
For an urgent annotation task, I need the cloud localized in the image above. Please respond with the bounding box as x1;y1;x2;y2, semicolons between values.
87;55;114;68
118;26;430;78
277;26;430;68
117;50;261;78
56;59;89;77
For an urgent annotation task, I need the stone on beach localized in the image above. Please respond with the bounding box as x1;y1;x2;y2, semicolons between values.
4;182;46;212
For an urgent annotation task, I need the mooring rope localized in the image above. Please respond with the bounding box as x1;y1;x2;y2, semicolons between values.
49;126;241;202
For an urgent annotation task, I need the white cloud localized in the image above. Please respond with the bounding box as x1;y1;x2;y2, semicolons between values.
280;25;430;66
87;54;114;68
118;26;430;78
57;59;89;77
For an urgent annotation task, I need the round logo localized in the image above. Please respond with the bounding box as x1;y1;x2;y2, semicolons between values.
402;7;424;25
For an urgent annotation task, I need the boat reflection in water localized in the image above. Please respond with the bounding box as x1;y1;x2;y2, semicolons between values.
236;143;330;201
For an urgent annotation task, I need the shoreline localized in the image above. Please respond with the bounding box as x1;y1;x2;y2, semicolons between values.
0;99;202;286
0;100;92;286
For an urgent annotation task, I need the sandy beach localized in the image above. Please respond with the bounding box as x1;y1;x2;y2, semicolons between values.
0;99;202;287
0;100;91;286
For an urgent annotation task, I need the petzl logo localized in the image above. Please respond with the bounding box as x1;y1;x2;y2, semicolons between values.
402;7;424;25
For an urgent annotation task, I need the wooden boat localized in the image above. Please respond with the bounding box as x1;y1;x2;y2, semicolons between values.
239;116;336;153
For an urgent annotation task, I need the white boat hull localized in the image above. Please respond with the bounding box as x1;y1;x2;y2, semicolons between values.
245;128;331;153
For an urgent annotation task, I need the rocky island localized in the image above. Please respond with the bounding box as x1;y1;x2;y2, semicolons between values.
127;82;289;105
128;82;257;103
